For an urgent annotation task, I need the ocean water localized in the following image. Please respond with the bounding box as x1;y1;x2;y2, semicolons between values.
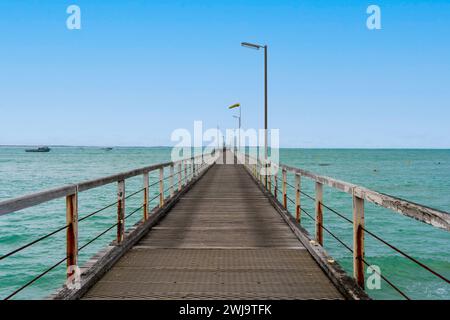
0;147;449;300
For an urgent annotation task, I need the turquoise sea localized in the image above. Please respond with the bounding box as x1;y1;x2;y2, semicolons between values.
0;147;449;300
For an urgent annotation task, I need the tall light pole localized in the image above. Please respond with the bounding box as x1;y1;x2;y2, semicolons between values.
228;103;241;151
241;42;268;188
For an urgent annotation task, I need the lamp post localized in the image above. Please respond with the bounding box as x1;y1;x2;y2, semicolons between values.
228;103;241;152
241;42;268;188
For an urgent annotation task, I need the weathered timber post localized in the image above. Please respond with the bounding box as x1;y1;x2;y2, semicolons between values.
143;172;149;220
353;190;365;288
295;174;301;223
178;162;182;192
159;167;164;207
282;168;287;208
66;191;78;278
268;162;272;193
169;164;174;198
184;160;188;185
117;180;125;243
274;168;278;199
315;182;323;245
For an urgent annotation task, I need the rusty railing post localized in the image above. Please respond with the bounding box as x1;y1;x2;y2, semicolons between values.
295;173;301;223
143;172;149;220
268;162;272;193
315;182;323;245
353;190;365;288
169;164;174;198
178;162;182;191
282;168;287;208
117;180;125;243
66;191;78;278
274;168;278;199
184;160;187;185
159;167;164;207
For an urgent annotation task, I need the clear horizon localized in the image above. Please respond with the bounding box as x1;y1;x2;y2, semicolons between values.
1;1;450;148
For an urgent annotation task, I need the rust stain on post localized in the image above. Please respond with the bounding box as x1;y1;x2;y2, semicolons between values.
315;182;323;245
353;192;365;288
66;192;78;277
117;180;125;243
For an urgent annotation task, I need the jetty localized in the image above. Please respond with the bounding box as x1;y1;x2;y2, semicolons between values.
0;149;449;300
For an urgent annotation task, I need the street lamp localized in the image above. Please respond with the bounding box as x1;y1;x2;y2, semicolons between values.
228;103;241;151
241;41;268;188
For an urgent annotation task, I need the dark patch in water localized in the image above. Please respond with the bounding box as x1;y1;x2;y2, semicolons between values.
318;163;331;166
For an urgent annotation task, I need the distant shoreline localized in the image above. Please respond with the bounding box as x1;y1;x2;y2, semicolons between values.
0;145;449;150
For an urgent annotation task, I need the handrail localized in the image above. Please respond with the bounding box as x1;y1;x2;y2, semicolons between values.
236;150;450;300
239;152;450;231
0;156;202;216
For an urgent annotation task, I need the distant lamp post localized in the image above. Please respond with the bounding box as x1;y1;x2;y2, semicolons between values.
241;41;268;188
228;103;241;151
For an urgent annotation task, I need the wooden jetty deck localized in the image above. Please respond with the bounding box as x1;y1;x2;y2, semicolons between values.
83;164;342;300
1;149;449;300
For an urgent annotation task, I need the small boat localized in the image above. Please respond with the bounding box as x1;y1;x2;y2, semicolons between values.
102;147;113;151
25;146;51;153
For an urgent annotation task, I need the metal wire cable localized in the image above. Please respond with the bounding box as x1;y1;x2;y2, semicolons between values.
78;222;118;252
4;256;67;300
360;256;410;300
78;200;118;222
0;224;69;262
294;204;409;299
125;187;145;200
362;226;450;284
124;205;144;220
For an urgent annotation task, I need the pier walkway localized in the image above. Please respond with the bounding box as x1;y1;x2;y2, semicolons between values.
1;149;448;300
83;164;343;299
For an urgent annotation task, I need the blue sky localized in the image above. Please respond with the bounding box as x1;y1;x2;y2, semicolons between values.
0;0;449;148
